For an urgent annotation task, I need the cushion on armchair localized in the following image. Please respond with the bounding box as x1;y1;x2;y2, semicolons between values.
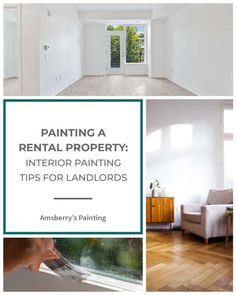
207;189;233;205
183;212;201;224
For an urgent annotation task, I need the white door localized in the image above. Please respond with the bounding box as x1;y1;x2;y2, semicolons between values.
106;31;125;74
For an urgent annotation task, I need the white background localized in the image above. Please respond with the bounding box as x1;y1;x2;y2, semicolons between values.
5;100;141;233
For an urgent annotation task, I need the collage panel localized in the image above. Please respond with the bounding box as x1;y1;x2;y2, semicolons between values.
3;3;233;97
146;99;233;292
4;238;143;291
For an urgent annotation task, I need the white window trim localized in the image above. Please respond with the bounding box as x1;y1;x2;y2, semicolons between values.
220;103;233;187
40;263;143;292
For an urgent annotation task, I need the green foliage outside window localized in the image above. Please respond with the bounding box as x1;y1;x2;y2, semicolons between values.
54;238;142;283
107;25;145;65
126;26;144;63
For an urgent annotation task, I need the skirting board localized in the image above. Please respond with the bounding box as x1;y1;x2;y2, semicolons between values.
46;75;83;96
167;76;204;96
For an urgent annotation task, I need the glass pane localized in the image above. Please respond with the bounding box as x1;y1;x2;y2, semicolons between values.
126;25;144;63
224;109;233;133
107;25;124;31
224;140;233;187
54;238;142;283
110;35;120;68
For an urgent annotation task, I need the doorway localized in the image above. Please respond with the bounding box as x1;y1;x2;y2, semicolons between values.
3;5;21;96
106;31;125;74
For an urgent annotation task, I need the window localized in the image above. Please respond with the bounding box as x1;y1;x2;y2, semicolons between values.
106;24;145;64
106;25;124;31
110;35;120;68
126;25;145;63
221;105;233;187
54;238;142;284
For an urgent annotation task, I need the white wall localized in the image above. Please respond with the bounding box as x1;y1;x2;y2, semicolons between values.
165;4;233;96
21;4;40;95
39;4;84;95
84;23;107;75
149;19;166;78
146;100;231;228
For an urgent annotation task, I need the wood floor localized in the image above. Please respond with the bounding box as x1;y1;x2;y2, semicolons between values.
58;75;194;96
147;230;233;292
4;77;19;96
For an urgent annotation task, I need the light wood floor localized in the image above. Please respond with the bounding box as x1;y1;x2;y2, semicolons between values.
147;230;233;292
58;75;194;96
4;77;19;96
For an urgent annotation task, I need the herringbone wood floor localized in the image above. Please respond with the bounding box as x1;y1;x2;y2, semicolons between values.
147;230;233;292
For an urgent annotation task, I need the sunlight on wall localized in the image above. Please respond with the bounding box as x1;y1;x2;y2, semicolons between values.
146;129;161;153
224;140;233;187
170;124;193;149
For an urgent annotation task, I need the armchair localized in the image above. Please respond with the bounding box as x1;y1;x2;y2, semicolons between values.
181;189;233;244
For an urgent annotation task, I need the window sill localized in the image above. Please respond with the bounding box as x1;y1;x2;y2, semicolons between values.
125;62;146;65
40;264;143;292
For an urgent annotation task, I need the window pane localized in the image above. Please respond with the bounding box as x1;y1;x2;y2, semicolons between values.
107;25;124;31
224;140;233;187
224;109;233;133
54;238;142;283
110;36;120;68
126;25;144;63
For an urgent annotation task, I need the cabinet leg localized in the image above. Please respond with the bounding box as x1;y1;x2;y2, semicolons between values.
204;239;208;245
182;229;185;235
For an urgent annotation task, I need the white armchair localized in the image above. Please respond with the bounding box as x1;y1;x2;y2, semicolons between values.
181;189;233;244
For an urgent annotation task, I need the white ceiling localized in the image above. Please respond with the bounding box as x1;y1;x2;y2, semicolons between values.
76;4;186;19
76;4;157;11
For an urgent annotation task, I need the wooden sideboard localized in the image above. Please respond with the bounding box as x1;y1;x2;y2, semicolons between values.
146;197;174;225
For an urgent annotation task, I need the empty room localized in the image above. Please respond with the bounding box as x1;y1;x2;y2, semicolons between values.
3;3;233;96
146;99;233;291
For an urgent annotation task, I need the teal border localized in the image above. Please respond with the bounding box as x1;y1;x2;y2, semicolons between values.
3;99;143;235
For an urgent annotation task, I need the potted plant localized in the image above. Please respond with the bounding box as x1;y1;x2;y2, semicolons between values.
150;179;161;197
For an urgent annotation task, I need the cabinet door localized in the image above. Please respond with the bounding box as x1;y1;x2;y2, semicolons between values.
163;198;174;222
146;198;152;223
151;198;163;222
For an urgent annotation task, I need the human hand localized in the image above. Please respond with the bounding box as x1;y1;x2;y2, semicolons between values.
4;238;59;274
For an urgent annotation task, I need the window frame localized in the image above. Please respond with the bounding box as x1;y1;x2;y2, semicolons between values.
106;24;147;65
220;103;233;187
40;263;143;292
124;24;146;65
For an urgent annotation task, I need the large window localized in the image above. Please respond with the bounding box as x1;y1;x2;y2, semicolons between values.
126;25;145;63
106;24;145;64
221;105;233;187
54;238;142;284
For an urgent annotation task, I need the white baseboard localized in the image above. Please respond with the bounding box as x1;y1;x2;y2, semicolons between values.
167;76;204;96
45;75;83;96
